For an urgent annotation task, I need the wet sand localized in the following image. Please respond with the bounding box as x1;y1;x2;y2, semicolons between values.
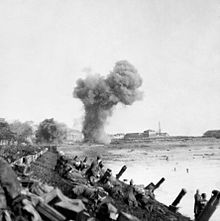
59;137;220;221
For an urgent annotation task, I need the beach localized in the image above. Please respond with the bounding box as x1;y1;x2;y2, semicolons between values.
60;137;220;220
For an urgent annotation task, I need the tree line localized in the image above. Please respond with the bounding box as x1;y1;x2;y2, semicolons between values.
0;118;68;145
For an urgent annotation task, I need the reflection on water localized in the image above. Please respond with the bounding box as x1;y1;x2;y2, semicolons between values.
61;138;220;221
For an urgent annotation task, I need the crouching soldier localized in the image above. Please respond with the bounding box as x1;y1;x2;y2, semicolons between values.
99;169;112;184
197;193;208;217
72;156;81;170
80;156;88;171
55;153;66;173
72;184;108;212
85;156;103;185
124;180;138;207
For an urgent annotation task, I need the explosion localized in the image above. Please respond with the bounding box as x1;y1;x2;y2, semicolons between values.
73;60;143;144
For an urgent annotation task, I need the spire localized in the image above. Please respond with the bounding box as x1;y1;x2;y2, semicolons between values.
158;121;161;135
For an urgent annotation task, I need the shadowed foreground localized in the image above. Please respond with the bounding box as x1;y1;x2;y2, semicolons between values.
29;147;191;221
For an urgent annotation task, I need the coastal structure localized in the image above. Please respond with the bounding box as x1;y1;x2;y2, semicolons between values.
155;122;169;137
203;130;220;139
143;129;157;137
123;132;142;140
110;133;125;139
66;129;83;143
123;122;169;140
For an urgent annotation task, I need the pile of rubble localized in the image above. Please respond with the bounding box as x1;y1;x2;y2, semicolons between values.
0;155;88;221
1;145;219;221
0;145;192;221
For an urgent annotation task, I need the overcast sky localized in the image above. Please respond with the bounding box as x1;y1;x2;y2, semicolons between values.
0;0;220;136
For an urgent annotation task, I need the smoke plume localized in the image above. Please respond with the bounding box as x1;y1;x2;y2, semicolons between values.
73;60;143;143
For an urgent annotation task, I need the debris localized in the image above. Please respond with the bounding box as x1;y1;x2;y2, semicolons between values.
117;211;140;221
169;188;187;212
54;199;85;220
0;145;195;221
116;166;127;180
0;157;21;201
0;185;7;209
99;169;112;184
96;202;118;220
154;177;165;190
35;201;66;221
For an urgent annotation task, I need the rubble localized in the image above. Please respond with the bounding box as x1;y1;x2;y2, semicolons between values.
169;189;187;213
116;166;127;180
1;144;218;221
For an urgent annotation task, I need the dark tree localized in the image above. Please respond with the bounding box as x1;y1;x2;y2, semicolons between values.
9;121;33;144
0;120;15;142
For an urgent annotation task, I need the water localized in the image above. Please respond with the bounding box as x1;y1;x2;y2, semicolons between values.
60;137;220;220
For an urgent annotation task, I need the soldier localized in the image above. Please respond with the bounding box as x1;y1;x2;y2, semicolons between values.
197;193;208;217
194;189;201;218
124;179;138;207
80;156;88;171
73;156;81;170
85;156;102;185
99;169;112;184
55;152;65;172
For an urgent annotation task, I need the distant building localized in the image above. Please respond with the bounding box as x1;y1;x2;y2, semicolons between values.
203;130;220;139
143;122;169;138
155;121;169;137
156;132;169;137
115;122;169;141
66;129;83;143
110;133;125;139
143;129;157;137
124;133;141;140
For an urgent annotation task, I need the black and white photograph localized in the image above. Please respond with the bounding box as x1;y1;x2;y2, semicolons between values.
0;1;220;220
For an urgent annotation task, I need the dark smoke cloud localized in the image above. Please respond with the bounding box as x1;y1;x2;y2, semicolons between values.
73;60;143;144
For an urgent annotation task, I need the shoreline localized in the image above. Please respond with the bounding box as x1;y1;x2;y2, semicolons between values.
59;139;220;220
1;144;192;221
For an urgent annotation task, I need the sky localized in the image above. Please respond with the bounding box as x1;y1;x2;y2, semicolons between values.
0;0;220;136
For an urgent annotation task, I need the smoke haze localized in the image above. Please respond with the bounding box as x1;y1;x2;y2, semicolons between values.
73;60;143;143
